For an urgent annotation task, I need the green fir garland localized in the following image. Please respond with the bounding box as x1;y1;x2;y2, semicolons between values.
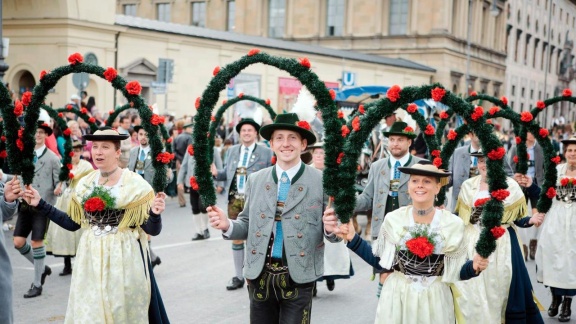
40;104;74;182
436;123;470;205
0;122;6;169
0;84;26;176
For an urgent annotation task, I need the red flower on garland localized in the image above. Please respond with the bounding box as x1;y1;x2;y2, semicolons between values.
433;157;442;168
238;92;244;98
63;129;72;136
515;136;521;144
474;198;491;207
431;87;446;102
431;150;440;157
487;147;506;160
488;106;500;115
69;152;75;157
17;128;24;138
336;152;344;165
187;144;194;156
14;100;23;116
67;163;73;170
491;226;506;239
271;156;276;164
0;136;5;142
341;125;350;137
337;110;344;119
358;104;365;114
329;89;336;100
536;101;546;109
22;91;32;106
40;70;48;80
424;124;435;136
213;66;220;76
546;187;557;199
58;113;64;118
539;128;549;138
299;57;311;68
297;120;311;130
194;97;201;109
247;48;261;56
66;104;73;110
563;88;572;97
265;99;271;105
69;173;74;179
486;119;493;125
103;67;118;82
0;150;6;159
166;137;173;144
84;197;106;213
16;139;24;151
438;111;448;120
151;114;165;126
352;116;360;131
491;189;510;201
189;176;199;190
500;96;508;105
405;237;435;259
68;52;83;65
125;81;142;95
386;85;401;102
80;108;88;114
471;106;484;121
406;103;417;113
88;117;96;123
520;111;533;122
513;155;519;163
156;152;175;164
222;99;227;105
210;116;216;122
551;156;561;164
447;129;457;141
470;91;478;96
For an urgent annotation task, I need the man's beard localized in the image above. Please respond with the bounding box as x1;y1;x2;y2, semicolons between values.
391;149;408;159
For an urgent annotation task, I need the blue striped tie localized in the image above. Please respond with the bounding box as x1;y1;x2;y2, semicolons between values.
391;161;401;197
137;149;146;175
238;148;249;190
272;171;290;259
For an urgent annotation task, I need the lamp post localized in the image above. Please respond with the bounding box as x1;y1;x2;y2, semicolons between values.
0;0;9;82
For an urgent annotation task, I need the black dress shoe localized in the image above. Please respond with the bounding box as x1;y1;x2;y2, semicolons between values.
23;284;42;298
226;277;244;290
203;229;211;239
191;233;205;241
313;286;317;297
326;279;335;291
549;289;563;317
41;266;52;285
151;257;162;268
59;267;72;276
559;297;572;322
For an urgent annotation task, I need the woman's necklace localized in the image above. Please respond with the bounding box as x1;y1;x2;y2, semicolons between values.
414;206;435;216
100;167;118;185
568;164;576;172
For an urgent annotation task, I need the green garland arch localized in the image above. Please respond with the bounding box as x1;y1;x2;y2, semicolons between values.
55;106;99;133
40;104;75;182
335;84;508;257
0;85;27;176
193;50;341;207
207;94;277;163
1;53;169;192
0;122;6;169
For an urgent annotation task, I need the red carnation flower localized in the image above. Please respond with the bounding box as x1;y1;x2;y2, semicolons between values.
404;126;414;134
69;173;74;179
0;150;6;159
474;197;490;207
551;156;561;164
16;139;24;151
68;52;83;65
500;96;508;105
151;114;165;126
489;106;500;115
520;111;533;122
187;144;194;156
66;104;73;110
471;106;484;121
210;116;216;122
329;89;336;100
271;156;276;164
297;120;311;130
431;87;446;102
561;178;570;186
265;99;271;105
58;113;64;118
84;197;106;213
0;136;5;142
358;104;365;114
166;137;173;144
424;124;435;136
546;187;557;199
491;189;510;201
515;136;521;144
299;57;311;68
536;101;546;110
213;66;220;76
88;117;96;123
21;91;32;106
337;111;344;119
336;152;344;165
431;150;440;157
80;108;88;114
156;152;175;164
486;119;493;125
189;176;199;190
406;236;435;259
125;81;142;95
539;128;549;138
352;116;360;131
470;91;478;96
491;226;506;239
222;99;227;105
17;128;24;138
433;157;442;168
406;103;417;113
513;155;519;163
247;48;261;56
39;70;48;80
238;92;244;98
447;129;457;140
63;129;72;136
103;67;118;82
14;100;23;116
67;163;73;170
341;125;350;137
563;88;572;97
386;85;401;102
194;97;201;109
69;152;75;157
439;111;449;120
487;147;506;160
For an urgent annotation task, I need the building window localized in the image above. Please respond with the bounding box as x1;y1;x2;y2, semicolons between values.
156;3;171;22
123;4;137;16
512;85;516;95
191;2;206;27
389;0;408;35
521;87;525;97
227;1;236;31
533;38;539;67
269;0;286;38
530;89;534;99
326;0;345;36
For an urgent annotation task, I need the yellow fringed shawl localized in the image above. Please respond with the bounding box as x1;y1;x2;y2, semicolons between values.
454;175;527;225
67;169;155;228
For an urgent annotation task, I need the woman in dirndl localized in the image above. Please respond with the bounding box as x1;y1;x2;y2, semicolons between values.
536;136;576;322
23;127;169;324
453;151;544;324
45;140;94;275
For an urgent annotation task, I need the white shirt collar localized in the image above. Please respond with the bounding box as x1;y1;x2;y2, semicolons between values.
242;143;256;153
389;152;410;167
140;145;150;155
275;161;302;183
35;145;47;158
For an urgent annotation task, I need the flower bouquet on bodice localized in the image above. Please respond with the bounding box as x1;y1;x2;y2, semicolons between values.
396;224;444;278
81;186;123;236
557;177;576;204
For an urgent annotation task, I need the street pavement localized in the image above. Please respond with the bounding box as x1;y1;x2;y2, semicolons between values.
5;193;557;323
